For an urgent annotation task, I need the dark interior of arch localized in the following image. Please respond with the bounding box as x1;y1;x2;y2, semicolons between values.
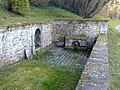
35;28;41;49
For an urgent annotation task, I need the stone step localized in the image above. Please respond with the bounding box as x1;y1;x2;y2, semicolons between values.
37;46;89;66
64;51;75;65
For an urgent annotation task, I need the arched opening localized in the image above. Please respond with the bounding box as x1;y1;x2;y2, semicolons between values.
35;28;41;49
72;41;80;50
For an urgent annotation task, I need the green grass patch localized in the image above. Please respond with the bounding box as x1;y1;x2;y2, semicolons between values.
108;19;120;90
0;60;82;90
0;6;82;26
0;6;107;27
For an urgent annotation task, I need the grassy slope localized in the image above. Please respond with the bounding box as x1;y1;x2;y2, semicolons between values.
0;6;105;26
0;7;82;26
0;60;82;90
108;19;120;90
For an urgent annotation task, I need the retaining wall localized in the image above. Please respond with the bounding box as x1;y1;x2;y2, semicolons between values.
76;35;109;90
54;20;108;42
0;23;53;66
0;20;108;67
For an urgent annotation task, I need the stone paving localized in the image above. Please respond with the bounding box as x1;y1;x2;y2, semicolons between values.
38;46;90;66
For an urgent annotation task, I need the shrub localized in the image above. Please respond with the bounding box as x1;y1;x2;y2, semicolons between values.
7;0;30;16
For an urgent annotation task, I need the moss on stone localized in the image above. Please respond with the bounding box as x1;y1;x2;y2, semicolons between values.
66;35;89;41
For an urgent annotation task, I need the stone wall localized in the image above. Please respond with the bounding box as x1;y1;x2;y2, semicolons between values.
65;39;87;47
54;20;108;48
0;22;53;66
76;35;109;90
54;20;108;41
0;20;108;67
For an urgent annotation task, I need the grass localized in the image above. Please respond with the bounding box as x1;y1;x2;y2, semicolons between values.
0;6;107;27
0;60;82;90
108;19;120;90
0;6;82;26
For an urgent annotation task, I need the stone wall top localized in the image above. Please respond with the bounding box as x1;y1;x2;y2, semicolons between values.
76;35;109;90
0;19;108;32
55;19;109;22
0;21;53;32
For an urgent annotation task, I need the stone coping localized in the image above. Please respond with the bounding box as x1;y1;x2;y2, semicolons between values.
0;19;108;31
55;19;109;22
0;20;54;30
65;35;89;40
76;35;109;90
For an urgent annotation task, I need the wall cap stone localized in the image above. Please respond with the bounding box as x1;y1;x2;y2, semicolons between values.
55;19;109;22
76;35;109;90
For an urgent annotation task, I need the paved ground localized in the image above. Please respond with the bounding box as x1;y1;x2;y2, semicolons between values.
115;25;120;32
38;46;90;67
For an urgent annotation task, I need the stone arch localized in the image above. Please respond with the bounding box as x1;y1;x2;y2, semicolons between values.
72;41;80;47
35;28;41;49
72;41;80;50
